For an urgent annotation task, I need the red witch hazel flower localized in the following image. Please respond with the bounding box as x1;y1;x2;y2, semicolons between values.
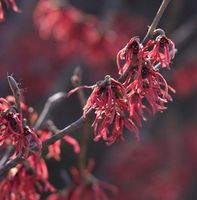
0;155;55;200
0;0;21;21
68;75;140;145
47;159;117;200
0;97;42;158
117;37;143;76
82;76;139;145
117;33;175;78
126;62;175;115
145;34;175;69
116;32;176;115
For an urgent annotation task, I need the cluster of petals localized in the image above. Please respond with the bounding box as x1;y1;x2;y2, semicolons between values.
117;34;175;78
0;155;55;200
81;33;176;144
0;0;20;21
39;130;80;160
117;34;176;110
83;76;139;145
47;160;117;200
0;97;41;158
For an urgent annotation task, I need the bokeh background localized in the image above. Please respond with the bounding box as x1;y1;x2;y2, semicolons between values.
0;0;197;199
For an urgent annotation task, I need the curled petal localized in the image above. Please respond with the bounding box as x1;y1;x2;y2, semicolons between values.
63;135;80;153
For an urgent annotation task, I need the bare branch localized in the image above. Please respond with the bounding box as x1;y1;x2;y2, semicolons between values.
71;66;87;107
0;157;22;178
142;0;171;44
71;66;90;177
42;109;92;148
35;92;66;129
0;146;14;168
7;76;23;118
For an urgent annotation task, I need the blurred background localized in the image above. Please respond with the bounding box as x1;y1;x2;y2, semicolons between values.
0;0;197;199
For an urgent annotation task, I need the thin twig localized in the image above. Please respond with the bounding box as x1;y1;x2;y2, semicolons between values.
0;146;14;168
0;157;23;178
142;0;171;44
35;92;66;129
7;76;23;119
71;66;89;177
42;111;91;148
71;67;86;107
46;120;60;134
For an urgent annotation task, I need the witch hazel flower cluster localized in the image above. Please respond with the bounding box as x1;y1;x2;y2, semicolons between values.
0;93;81;199
0;97;42;158
77;31;176;145
0;154;55;200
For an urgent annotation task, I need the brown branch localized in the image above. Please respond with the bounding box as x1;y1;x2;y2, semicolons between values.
0;146;14;168
7;76;23;119
142;0;171;44
35;92;66;129
0;157;23;178
71;66;90;177
71;67;86;107
42;109;92;148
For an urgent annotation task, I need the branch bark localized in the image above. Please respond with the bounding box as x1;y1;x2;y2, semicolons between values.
142;0;171;44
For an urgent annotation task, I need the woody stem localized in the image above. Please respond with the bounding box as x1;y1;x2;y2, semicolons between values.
7;76;23;120
71;67;89;177
142;0;171;44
